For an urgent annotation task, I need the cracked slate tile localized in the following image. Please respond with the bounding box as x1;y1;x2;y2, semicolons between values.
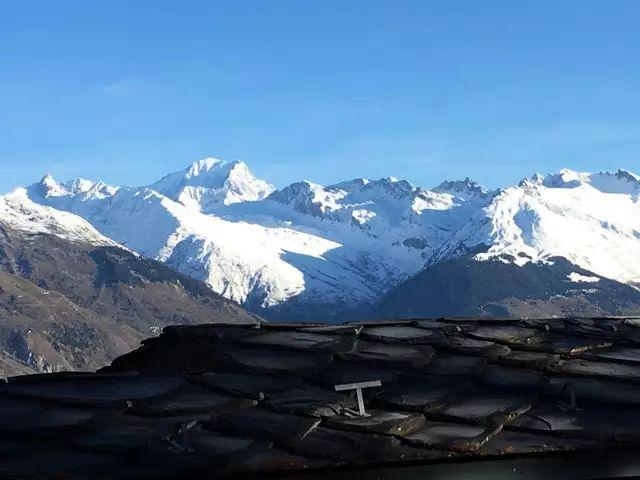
240;330;356;353
430;391;533;426
131;383;257;417
404;421;503;453
339;341;435;369
481;430;604;455
373;375;473;413
546;359;640;383
361;326;442;344
220;345;333;375
324;410;426;436
264;386;348;417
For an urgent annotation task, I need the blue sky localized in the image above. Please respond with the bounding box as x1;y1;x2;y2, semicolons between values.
1;0;639;193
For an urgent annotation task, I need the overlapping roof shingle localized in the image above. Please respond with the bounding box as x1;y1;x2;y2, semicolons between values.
2;317;640;478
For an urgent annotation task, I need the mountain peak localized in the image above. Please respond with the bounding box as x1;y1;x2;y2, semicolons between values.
518;172;545;187
64;178;98;193
432;177;488;198
614;168;640;184
541;169;591;188
184;157;235;180
64;178;120;199
34;174;67;198
540;168;640;194
40;173;57;185
150;157;274;210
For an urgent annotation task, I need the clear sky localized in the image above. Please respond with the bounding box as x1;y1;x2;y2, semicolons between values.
1;0;639;193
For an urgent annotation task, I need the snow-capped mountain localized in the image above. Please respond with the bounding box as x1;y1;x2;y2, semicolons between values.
150;158;275;212
0;187;117;247
17;158;640;319
434;168;640;287
0;183;259;375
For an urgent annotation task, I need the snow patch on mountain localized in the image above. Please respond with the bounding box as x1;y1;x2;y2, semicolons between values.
567;272;600;283
0;188;116;246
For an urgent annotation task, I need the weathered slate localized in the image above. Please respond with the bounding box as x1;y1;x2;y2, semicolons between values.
471;326;612;354
279;426;405;462
469;326;544;347
0;445;114;477
221;345;333;374
162;324;261;342
404;421;502;452
188;432;258;458
481;430;604;455
208;408;405;462
414;319;473;334
361;326;440;344
339;342;435;368
69;416;173;452
511;403;640;442
295;325;361;335
582;346;640;364
373;375;472;413
265;386;347;417
480;365;549;390
545;376;640;406
0;401;97;434
2;317;640;477
496;350;561;370
189;372;303;398
433;392;533;426
547;359;640;382
564;318;625;338
0;396;44;425
421;354;487;377
241;331;355;353
0;374;184;406
207;408;320;441
437;336;511;358
218;443;315;475
313;360;400;388
544;335;613;355
324;410;426;436
105;337;238;374
132;384;256;416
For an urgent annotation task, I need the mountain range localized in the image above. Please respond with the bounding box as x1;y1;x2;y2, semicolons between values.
1;157;635;325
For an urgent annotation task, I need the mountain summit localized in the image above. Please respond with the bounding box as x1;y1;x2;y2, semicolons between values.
150;158;275;212
432;177;490;199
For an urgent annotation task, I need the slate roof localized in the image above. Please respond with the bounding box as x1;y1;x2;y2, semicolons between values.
2;317;640;478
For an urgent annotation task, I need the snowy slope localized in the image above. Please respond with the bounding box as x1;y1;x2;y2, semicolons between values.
0;188;117;247
435;168;640;287
21;159;640;318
